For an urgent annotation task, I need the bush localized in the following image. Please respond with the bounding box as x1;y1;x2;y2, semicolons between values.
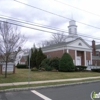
49;57;60;70
31;67;38;71
91;69;100;72
40;58;51;67
59;53;75;72
40;58;52;71
45;64;52;71
75;66;87;71
16;64;27;69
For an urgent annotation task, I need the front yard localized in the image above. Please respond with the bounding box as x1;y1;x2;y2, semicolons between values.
0;68;100;84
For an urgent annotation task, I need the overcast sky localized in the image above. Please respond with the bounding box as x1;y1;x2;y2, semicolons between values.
0;0;100;49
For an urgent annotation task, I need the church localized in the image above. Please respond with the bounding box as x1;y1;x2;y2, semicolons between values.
42;20;92;66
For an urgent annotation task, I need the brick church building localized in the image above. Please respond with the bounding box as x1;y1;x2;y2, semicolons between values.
42;20;92;66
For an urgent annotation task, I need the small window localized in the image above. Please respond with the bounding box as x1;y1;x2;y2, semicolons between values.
75;28;76;33
96;51;99;56
69;28;71;34
73;60;75;64
79;43;82;46
47;55;51;58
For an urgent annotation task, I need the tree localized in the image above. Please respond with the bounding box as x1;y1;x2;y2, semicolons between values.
36;48;46;68
38;33;67;47
51;33;67;44
30;48;37;68
0;21;25;78
59;53;75;72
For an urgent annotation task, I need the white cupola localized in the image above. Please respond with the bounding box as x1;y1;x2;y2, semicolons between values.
68;20;77;35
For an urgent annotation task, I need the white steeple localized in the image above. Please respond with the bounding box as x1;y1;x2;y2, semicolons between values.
68;20;77;35
66;20;78;42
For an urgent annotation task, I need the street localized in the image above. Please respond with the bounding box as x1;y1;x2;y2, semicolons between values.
0;81;100;100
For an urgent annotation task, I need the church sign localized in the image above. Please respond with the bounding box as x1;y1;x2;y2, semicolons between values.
2;64;13;72
0;62;15;74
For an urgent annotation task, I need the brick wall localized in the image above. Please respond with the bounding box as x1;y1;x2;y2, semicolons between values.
92;40;96;56
69;50;75;59
20;57;26;64
92;60;100;66
44;49;66;58
86;52;91;60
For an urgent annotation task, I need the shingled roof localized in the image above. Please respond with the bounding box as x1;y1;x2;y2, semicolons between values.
42;37;91;51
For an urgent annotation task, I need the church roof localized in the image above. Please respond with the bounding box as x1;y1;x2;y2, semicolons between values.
42;37;91;51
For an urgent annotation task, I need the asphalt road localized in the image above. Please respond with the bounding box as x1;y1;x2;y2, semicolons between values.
0;81;100;100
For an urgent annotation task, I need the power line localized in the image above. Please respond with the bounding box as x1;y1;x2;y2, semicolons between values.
0;14;98;38
0;15;67;33
14;0;100;30
1;14;100;40
1;16;100;41
0;19;100;44
54;0;100;18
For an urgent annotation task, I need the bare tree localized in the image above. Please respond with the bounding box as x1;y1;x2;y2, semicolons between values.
0;21;25;78
51;33;67;44
38;33;67;47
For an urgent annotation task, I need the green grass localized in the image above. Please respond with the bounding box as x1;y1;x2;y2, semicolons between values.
0;68;100;84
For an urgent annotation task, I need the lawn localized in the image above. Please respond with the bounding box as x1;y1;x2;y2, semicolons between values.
0;68;100;83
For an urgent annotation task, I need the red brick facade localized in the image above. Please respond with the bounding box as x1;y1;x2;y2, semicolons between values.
86;52;91;60
92;40;96;56
44;49;66;58
69;50;75;59
20;56;26;64
44;49;91;66
92;60;100;66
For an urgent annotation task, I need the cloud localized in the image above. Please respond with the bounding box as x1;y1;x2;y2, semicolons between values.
0;0;100;48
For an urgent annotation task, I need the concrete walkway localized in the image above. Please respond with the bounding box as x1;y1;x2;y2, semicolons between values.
0;76;100;87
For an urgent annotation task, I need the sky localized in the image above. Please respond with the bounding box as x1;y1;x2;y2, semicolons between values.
0;0;100;49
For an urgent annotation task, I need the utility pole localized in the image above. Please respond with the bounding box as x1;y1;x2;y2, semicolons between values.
28;49;31;87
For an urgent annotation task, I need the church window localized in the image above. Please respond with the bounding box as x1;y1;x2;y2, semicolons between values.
75;28;76;33
69;28;71;34
47;55;51;58
79;43;82;46
96;51;99;56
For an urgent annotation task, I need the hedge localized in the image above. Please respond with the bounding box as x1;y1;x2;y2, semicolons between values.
31;67;38;71
75;66;87;71
91;69;100;72
16;64;28;69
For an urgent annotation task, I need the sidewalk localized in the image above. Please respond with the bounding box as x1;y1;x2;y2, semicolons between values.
0;76;100;87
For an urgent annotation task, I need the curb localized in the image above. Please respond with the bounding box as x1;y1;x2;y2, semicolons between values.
0;80;100;93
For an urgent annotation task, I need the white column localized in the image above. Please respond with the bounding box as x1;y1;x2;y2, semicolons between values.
67;49;69;53
91;52;92;65
84;51;86;66
75;50;77;65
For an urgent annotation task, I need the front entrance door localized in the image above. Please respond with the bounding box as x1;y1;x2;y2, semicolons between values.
76;56;81;65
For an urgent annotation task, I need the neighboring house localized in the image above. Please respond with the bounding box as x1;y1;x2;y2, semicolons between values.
0;51;17;63
92;40;100;66
19;56;27;65
15;49;29;65
42;20;92;66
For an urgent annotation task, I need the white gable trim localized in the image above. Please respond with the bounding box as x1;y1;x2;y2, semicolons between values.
43;46;92;53
67;38;92;49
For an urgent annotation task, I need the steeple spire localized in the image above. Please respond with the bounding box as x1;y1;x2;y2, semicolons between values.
68;20;77;35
